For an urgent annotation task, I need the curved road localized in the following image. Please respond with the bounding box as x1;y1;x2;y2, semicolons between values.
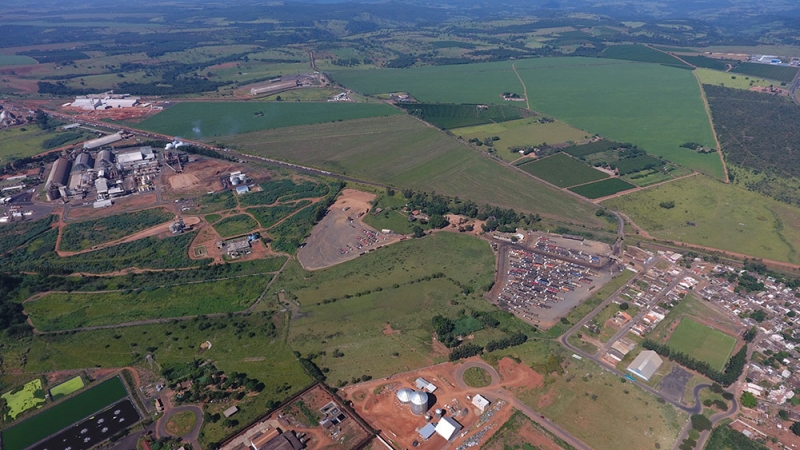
157;404;204;449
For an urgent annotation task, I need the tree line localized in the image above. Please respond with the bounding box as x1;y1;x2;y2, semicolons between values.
642;339;747;386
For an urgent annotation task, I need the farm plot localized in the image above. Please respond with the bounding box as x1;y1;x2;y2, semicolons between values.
517;153;608;188
569;178;635;199
680;56;738;71
135;102;400;138
0;127;91;162
1;379;46;421
49;376;84;400
667;318;737;372
220;115;603;227
397;103;534;129
212;214;260;238
695;68;773;90
0;55;37;66
730;62;799;83
25;277;266;331
59;208;174;251
602;175;800;263
600;45;690;68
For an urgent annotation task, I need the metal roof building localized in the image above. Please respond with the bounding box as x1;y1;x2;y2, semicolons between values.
418;423;436;440
94;150;114;170
472;394;490;412
46;158;72;188
73;153;94;172
84;132;123;150
627;350;663;381
434;417;462;441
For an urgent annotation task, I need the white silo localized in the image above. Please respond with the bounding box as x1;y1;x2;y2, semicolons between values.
396;388;413;404
409;390;429;416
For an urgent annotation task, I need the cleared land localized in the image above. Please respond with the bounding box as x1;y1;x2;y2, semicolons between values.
569;178;635;199
332;57;722;178
602;175;800;263
59;208;174;251
1;379;46;421
518;154;609;188
694;68;773;90
49;376;84;400
220;115;604;226
667;318;737;372
25;277;266;331
135;102;400;138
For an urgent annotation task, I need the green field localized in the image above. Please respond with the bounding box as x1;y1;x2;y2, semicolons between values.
680;56;738;71
136;102;400;138
247;201;311;229
397;103;534;129
462;367;492;388
362;209;416;234
601;45;690;67
220;115;604;227
1;379;45;421
59;208;174;251
1;377;127;450
569;178;636;199
331;58;721;178
518;154;609;188
49;376;85;400
730;62;799;83
667;319;737;372
0;55;38;66
602;175;800;263
213;214;261;238
694;68;773;90
0;127;92;162
25;277;266;331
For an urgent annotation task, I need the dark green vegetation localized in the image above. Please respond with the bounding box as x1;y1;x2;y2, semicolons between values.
398;103;534;129
704;425;769;450
518;154;609;188
679;55;737;71
59;208;174;251
1;377;127;450
569;178;636;199
238;179;329;207
730;63;799;83
600;45;689;68
136;102;399;138
212;214;260;238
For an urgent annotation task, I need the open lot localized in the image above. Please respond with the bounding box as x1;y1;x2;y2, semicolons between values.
667;318;737;371
136;101;400;138
602;174;800;263
695;68;774;90
59;208;174;252
518;153;609;188
1;379;46;421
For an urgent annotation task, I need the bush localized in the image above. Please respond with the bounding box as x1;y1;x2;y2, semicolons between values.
691;414;712;432
741;391;758;408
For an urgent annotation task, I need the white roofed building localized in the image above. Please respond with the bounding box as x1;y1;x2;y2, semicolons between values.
627;350;663;381
472;394;490;412
434;417;462;441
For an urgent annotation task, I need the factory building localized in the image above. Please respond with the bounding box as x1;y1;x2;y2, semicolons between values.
434;417;463;441
84;132;124;150
46;158;71;189
94;150;114;170
72;153;94;172
70;94;140;110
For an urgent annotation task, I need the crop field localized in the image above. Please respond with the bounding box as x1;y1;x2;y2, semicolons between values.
0;55;37;65
667;319;736;371
135;102;400;138
1;379;46;421
730;62;799;83
59;208;174;251
25;277;266;331
569;178;635;199
1;377;127;450
695;68;773;90
49;376;84;400
0;127;92;162
602;175;800;263
220;115;604;227
397;103;534;129
247;201;311;228
600;44;690;67
212;214;260;238
680;56;737;71
451;118;590;162
332;58;722;178
518;154;609;187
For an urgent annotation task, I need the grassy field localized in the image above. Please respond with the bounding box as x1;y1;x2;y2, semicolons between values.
362;209;416;234
0;127;92;162
730;62;799;83
452;118;590;162
397;103;534;129
462;367;492;388
212;214;261;238
679;56;738;71
221;115;604;226
25;277;267;331
601;44;690;67
518;154;609;188
331;58;722;178
59;208;174;251
0;55;37;65
483;410;573;450
1;379;45;421
694;68;774;90
646;295;742;345
247;201;311;229
166;410;197;436
136;102;400;138
602;175;800;263
569;178;636;199
667;318;737;371
1;377;127;450
48;376;84;400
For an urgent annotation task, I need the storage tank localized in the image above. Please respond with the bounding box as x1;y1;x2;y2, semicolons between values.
396;388;413;404
435;408;444;419
409;390;429;416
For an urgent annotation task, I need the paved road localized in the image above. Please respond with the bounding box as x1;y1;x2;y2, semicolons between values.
453;361;592;450
157;403;204;450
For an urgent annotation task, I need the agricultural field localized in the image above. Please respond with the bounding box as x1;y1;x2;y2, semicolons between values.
220;115;605;228
0;55;37;66
24;277;266;331
135;102;400;138
569;178;636;199
602;175;800;263
1;379;46;421
1;377;127;450
517;153;609;188
49;376;84;400
694;68;774;90
59;208;174;251
730;62;799;83
679;55;738;71
667;318;737;372
332;57;722;178
0;126;93;162
212;214;260;238
600;44;690;68
452;118;590;162
397;103;534;129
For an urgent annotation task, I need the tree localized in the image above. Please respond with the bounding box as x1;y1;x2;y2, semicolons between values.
743;326;757;342
741;391;758;408
779;409;790;421
429;214;449;229
619;302;630;311
412;226;424;238
691;414;712;432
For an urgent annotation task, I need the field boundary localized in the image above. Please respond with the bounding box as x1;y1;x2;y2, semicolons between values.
693;72;729;182
511;62;531;110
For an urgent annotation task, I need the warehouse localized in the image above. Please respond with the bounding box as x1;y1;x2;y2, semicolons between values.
434;417;463;441
84;132;123;150
94;150;114;170
46;158;72;189
72;153;94;172
627;350;663;381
